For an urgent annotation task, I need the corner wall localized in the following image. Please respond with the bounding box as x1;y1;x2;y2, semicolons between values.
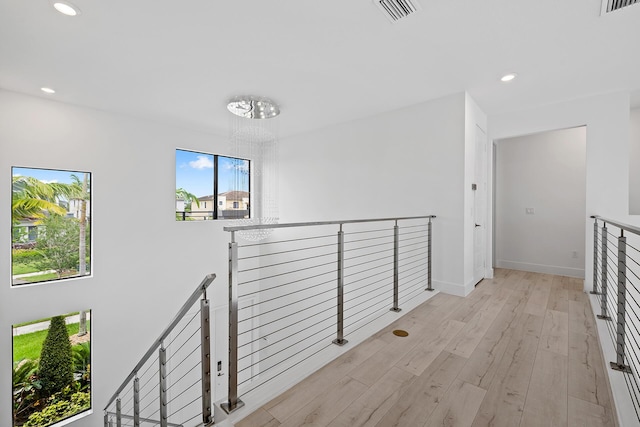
278;93;470;295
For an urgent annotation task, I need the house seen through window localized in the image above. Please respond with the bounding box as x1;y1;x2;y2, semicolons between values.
175;149;250;221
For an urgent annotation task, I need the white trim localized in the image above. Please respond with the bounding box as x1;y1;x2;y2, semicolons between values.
495;259;584;278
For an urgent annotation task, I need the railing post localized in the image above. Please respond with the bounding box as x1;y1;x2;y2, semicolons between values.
222;232;244;413
333;225;348;346
201;298;213;424
133;376;140;427
116;398;122;427
104;412;111;427
426;217;434;291
611;232;632;373
390;221;401;312
591;218;599;295
598;223;611;320
159;344;167;427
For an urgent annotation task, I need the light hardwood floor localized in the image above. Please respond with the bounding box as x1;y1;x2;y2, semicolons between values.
235;269;617;427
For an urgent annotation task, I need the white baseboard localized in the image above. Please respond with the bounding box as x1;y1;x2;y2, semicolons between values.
496;259;584;278
433;280;472;297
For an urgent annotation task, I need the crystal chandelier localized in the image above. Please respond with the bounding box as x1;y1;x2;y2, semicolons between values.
227;96;280;241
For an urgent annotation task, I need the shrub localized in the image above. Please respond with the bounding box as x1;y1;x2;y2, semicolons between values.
23;391;90;427
38;316;73;396
12;249;43;263
12;360;41;425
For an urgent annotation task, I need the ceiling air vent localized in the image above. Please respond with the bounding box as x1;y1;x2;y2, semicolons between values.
601;0;639;14
374;0;421;23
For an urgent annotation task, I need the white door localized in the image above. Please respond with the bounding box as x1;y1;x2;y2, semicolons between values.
473;126;487;285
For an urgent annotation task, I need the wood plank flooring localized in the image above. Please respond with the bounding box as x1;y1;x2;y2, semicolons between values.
234;269;617;427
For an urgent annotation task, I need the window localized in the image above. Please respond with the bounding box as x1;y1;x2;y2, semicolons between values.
233;201;239;209
11;167;92;286
175;149;249;221
12;310;92;427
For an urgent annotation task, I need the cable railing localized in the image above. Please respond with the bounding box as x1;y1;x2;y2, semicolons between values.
104;274;216;427
221;215;435;414
591;216;640;423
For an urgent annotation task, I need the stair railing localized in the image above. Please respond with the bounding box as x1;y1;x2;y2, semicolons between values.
222;215;435;414
104;274;216;427
591;216;640;423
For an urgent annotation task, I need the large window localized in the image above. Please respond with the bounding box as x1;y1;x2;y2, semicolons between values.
12;310;92;427
175;149;250;221
11;167;91;286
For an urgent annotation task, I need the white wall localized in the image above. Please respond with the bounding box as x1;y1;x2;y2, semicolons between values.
495;127;586;277
278;92;472;295
0;90;233;425
630;108;640;214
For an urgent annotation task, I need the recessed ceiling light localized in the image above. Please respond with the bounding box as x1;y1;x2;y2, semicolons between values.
53;2;80;16
500;73;518;82
41;87;56;94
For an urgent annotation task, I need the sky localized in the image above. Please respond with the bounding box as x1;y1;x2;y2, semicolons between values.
175;149;249;198
12;167;90;186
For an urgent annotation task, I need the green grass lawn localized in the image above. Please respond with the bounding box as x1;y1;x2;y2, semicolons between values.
13;322;90;362
11;261;41;275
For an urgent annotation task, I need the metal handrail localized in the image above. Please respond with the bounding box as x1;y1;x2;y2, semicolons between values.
223;215;436;232
591;215;640;236
223;215;435;414
104;273;216;411
591;216;640;424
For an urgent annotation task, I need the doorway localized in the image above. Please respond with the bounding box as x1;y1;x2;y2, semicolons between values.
493;126;587;278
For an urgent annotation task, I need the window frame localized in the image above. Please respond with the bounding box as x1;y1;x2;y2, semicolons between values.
175;149;250;221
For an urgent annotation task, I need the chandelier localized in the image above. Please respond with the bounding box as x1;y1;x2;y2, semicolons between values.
227;96;280;241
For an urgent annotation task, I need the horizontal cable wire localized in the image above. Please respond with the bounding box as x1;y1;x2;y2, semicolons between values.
343;245;393;262
182;411;203;426
238;296;335;336
238;259;337;286
343;234;393;247
239;338;334;395
344;269;394;293
239;249;337;273
239;325;336;378
239;278;334;311
238;241;337;262
238;288;335;325
344;281;394;313
166;345;201;380
344;252;394;272
165;352;201;390
344;226;394;236
166;379;200;407
137;354;160;382
165;309;200;349
239;310;335;351
239;318;335;365
238;233;336;249
239;268;337;299
138;368;160;395
166;328;201;364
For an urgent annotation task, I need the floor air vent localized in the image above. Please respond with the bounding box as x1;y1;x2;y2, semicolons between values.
374;0;421;23
602;0;639;14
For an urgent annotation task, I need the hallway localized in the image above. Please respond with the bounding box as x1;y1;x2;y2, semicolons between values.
235;269;617;427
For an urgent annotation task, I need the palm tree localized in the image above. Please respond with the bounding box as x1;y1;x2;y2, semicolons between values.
176;188;200;210
11;176;68;223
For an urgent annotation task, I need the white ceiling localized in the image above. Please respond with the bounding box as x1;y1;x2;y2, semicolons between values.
1;0;639;138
